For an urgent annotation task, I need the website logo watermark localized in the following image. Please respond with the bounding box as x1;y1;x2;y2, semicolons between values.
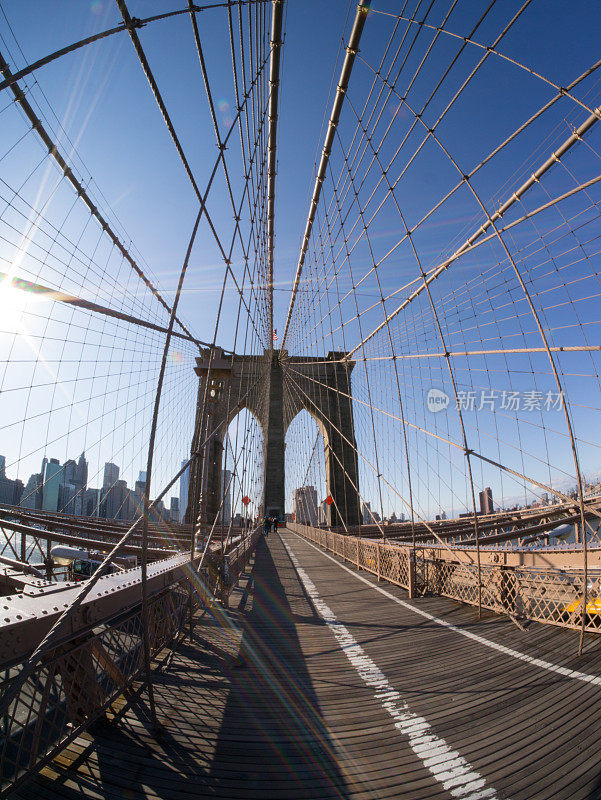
426;389;564;413
427;388;450;413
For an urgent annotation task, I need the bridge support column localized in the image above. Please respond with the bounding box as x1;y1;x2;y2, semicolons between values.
321;356;361;529
190;349;235;527
264;351;285;522
282;351;361;530
189;347;361;531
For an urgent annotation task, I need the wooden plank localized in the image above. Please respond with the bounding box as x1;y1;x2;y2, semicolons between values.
13;528;601;800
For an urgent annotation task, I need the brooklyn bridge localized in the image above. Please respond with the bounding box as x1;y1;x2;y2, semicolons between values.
1;0;601;797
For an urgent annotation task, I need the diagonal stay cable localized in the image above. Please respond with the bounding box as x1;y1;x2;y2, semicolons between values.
116;0;230;265
0;271;212;348
0;50;197;343
281;0;369;348
116;1;273;348
0;2;271;93
347;103;601;358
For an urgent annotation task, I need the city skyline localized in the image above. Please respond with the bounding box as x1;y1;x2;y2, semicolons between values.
0;450;183;525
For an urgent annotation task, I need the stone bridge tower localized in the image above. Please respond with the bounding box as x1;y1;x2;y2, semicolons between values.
186;348;360;530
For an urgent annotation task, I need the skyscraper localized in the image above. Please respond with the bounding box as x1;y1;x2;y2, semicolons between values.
84;487;101;517
21;471;43;510
293;486;318;525
0;455;23;506
73;452;88;514
479;487;493;515
101;462;121;519
55;453;88;514
60;459;77;513
103;462;120;489
42;458;62;512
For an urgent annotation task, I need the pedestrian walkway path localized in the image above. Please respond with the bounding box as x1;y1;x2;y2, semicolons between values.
15;529;601;800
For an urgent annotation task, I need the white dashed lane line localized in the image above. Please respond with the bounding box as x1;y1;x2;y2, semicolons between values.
289;531;601;688
282;538;501;800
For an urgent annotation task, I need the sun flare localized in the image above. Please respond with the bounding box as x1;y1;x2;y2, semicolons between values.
0;278;45;334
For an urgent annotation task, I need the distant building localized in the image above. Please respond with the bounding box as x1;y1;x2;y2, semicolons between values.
103;463;120;490
293;486;318;525
59;482;76;514
170;496;180;522
151;499;168;524
21;469;43;510
116;479;132;520
180;459;190;522
59;452;88;514
361;501;372;525
101;462;122;519
42;458;62;512
131;477;146;519
479;487;493;515
84;487;101;517
0;454;23;506
318;500;327;525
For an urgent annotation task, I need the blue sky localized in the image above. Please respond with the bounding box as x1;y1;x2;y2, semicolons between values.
1;0;600;518
0;0;357;342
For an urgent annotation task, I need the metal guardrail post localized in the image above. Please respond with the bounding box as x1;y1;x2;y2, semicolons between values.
408;549;416;599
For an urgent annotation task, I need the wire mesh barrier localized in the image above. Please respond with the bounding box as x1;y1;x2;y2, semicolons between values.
290;523;601;634
0;1;599;796
0;524;260;796
290;523;413;593
422;557;601;634
0;0;273;783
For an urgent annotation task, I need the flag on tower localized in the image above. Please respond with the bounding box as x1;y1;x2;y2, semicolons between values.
273;328;278;342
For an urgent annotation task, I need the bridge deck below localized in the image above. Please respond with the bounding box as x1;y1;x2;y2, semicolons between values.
15;529;601;800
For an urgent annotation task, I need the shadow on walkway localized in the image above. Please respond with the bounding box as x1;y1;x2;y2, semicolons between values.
18;536;351;800
206;534;351;798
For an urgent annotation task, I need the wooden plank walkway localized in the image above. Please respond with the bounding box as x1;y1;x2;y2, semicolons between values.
14;529;601;800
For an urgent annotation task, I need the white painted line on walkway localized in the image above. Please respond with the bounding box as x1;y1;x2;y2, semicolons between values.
287;531;601;688
282;538;500;800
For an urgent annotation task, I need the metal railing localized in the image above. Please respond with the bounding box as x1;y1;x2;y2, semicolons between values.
0;525;260;797
289;523;600;634
290;523;415;595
